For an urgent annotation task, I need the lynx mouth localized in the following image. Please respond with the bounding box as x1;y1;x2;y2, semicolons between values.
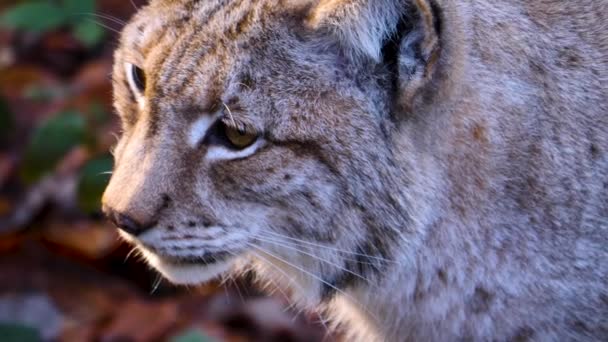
143;249;236;285
162;251;232;266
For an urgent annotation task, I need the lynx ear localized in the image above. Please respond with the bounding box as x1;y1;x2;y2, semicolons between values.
308;0;440;62
308;0;441;105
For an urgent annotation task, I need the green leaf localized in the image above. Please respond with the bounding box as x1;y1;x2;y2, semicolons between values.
24;84;67;103
77;155;113;214
89;101;110;125
72;19;104;47
0;323;41;342
171;329;215;342
0;95;14;141
0;2;67;32
20;111;87;183
61;0;96;20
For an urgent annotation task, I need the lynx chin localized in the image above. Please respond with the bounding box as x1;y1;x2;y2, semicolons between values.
102;0;608;340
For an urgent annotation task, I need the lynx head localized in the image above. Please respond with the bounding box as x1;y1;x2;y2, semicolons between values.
103;0;442;300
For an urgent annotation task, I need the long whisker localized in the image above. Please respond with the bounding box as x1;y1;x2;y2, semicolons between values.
124;247;139;263
129;0;140;11
85;19;122;35
222;102;237;127
254;233;385;267
218;272;232;288
253;234;378;286
232;278;245;303
235;82;252;90
219;251;246;301
260;231;402;264
76;12;127;26
150;274;163;295
265;277;295;311
250;250;332;337
222;279;232;304
249;250;299;305
218;249;239;288
248;243;382;329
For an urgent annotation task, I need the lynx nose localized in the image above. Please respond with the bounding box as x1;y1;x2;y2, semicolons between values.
103;206;155;236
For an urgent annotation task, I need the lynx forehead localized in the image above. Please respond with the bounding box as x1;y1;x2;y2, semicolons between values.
103;0;608;340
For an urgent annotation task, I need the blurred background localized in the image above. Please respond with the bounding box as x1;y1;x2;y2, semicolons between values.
0;1;332;341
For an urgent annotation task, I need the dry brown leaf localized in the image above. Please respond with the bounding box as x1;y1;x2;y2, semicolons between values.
69;59;113;114
100;299;179;342
0;152;16;189
41;221;120;260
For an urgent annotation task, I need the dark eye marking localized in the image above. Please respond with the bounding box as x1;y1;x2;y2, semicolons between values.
132;66;146;92
125;62;146;96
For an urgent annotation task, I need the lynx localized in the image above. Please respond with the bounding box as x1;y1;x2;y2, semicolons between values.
102;0;608;340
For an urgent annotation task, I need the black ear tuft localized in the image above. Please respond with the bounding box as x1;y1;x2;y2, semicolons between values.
376;2;442;110
381;10;416;95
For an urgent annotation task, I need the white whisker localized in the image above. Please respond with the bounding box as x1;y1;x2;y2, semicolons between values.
222;102;237;127
254;233;385;267
85;19;122;35
235;82;252;90
150;274;163;295
76;12;127;26
260;231;401;264
218;250;239;288
124;247;138;263
232;278;245;303
248;243;383;330
253;234;378;287
129;0;140;11
250;249;332;336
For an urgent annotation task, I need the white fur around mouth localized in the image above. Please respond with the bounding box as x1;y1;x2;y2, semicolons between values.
143;250;234;285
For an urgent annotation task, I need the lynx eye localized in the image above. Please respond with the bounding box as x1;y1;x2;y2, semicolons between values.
223;124;258;149
124;62;146;96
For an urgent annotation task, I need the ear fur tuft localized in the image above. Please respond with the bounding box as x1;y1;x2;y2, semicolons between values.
308;0;439;65
308;0;442;108
308;0;410;61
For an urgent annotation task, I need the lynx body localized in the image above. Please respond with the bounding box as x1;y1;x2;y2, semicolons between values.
103;0;608;340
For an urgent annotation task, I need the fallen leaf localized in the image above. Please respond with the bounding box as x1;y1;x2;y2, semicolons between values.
76;154;112;214
170;328;216;342
0;152;16;189
70;58;113;114
41;221;119;260
0;293;64;341
101;299;179;342
0;323;41;342
0;2;67;32
20;111;87;183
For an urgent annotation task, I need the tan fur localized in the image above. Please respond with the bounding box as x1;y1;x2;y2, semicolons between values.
103;0;608;340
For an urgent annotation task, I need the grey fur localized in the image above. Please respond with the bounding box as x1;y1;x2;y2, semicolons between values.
103;0;608;340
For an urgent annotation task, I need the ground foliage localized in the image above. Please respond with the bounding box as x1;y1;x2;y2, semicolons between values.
0;1;332;341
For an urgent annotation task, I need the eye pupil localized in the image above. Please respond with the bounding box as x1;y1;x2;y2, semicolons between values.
131;65;146;92
223;123;257;150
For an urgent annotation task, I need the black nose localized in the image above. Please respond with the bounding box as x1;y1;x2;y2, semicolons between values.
103;206;154;236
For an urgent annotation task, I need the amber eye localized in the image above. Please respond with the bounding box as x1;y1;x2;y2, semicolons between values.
224;125;258;149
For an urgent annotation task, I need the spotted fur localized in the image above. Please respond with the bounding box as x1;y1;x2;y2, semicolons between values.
103;0;608;340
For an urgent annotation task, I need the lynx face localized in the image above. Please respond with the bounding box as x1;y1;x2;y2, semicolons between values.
103;0;403;292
